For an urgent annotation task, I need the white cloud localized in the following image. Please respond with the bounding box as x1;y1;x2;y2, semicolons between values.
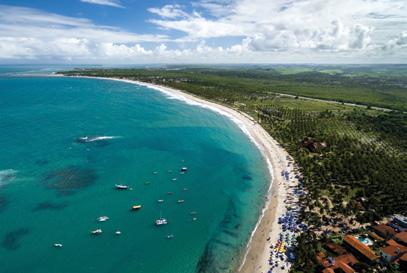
80;0;124;8
148;5;188;19
385;32;407;50
99;43;153;58
0;5;169;61
0;1;406;63
191;0;234;17
149;0;406;55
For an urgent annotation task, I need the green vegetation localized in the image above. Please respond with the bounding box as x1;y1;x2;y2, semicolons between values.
61;65;407;111
61;65;407;273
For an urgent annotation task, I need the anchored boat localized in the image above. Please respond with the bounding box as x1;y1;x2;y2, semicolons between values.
155;212;167;226
115;184;129;190
131;205;142;210
91;229;103;235
97;216;109;222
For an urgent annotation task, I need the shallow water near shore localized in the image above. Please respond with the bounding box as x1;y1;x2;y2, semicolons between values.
0;72;269;273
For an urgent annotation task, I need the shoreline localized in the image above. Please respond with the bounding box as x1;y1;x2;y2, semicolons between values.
66;75;299;273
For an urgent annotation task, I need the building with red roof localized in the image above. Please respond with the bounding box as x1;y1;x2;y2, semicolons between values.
395;232;407;246
381;245;407;263
343;235;379;263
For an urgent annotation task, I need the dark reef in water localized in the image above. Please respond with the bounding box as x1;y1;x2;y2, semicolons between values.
43;166;97;195
0;195;8;212
196;243;215;273
35;159;48;166
32;201;68;212
196;200;241;273
241;174;252;181
1;228;30;250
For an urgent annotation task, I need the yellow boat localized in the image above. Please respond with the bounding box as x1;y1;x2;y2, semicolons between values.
132;205;142;210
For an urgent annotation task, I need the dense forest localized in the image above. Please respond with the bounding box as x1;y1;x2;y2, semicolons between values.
61;66;407;272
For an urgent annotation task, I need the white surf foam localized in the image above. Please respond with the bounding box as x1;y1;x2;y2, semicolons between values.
78;135;121;143
0;169;18;186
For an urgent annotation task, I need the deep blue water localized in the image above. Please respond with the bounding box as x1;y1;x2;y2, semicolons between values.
0;68;269;273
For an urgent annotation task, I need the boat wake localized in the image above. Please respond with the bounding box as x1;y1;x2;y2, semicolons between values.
0;169;18;186
76;135;121;143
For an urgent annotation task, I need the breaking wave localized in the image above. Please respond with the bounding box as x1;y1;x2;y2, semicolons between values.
76;135;121;143
0;169;18;186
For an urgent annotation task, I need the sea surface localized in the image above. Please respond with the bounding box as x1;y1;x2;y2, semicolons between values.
0;66;270;273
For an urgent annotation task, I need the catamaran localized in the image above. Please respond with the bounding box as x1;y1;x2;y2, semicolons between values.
91;229;103;235
155;212;167;226
97;216;109;222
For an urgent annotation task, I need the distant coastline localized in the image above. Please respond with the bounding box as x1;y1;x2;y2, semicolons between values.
62;75;300;273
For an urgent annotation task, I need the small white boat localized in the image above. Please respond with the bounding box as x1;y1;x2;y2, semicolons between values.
171;178;177;181
53;243;63;248
91;229;103;235
180;167;188;172
177;199;185;204
155;211;167;226
115;184;129;190
97;216;109;222
166;234;174;239
157;199;164;203
115;231;121;235
155;218;168;226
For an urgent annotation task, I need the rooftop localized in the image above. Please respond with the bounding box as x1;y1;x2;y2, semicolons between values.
387;239;402;246
395;232;407;244
382;245;407;257
372;224;397;237
327;242;348;255
343;235;379;261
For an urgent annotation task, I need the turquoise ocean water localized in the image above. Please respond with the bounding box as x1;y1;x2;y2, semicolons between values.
0;67;269;273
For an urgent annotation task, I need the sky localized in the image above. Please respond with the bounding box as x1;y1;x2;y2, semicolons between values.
0;0;406;64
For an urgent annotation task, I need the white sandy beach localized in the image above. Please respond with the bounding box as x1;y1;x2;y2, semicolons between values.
70;75;299;273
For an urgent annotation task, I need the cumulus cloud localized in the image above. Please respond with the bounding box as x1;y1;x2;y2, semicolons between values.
150;0;405;54
80;0;124;8
0;0;406;63
148;5;188;18
385;32;407;50
0;5;167;60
